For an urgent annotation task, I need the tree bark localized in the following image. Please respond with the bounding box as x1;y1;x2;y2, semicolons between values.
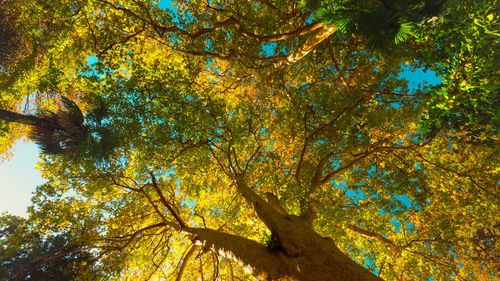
182;173;385;281
187;218;384;281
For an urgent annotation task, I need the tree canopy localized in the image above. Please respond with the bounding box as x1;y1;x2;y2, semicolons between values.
0;0;498;280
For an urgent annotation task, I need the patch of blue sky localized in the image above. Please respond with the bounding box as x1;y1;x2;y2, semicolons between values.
0;141;46;218
374;63;442;109
316;138;325;145
394;195;412;209
87;56;98;65
261;42;277;57
182;199;197;208
158;0;196;26
79;56;100;77
346;188;366;201
367;165;376;175
398;64;442;91
260;126;268;135
157;0;174;10
205;38;213;51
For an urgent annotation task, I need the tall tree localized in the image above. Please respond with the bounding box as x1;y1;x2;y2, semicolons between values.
0;96;118;163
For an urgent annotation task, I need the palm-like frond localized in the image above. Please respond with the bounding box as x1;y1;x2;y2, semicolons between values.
29;96;118;165
80;125;120;165
59;96;84;126
394;22;415;44
85;94;110;125
308;0;447;49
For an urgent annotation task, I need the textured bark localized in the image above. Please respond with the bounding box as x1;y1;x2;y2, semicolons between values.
190;227;296;281
0;109;44;126
192;173;386;281
188;217;384;281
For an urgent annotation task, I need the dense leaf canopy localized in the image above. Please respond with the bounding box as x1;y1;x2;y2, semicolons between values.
0;0;498;280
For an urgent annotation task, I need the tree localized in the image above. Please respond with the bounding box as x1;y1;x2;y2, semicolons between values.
2;0;498;280
0;96;118;163
0;214;102;281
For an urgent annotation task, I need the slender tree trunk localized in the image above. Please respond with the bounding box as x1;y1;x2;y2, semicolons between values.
0;109;43;126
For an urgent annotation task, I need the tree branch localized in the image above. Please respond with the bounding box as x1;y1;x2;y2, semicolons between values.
175;244;200;281
149;171;187;228
347;224;401;255
276;24;337;67
0;109;44;126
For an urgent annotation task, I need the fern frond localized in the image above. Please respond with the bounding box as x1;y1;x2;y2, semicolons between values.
394;22;415;44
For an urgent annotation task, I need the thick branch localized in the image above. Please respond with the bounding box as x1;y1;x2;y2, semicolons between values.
233;173;304;257
175;245;200;281
233;173;285;231
326;38;350;87
100;0;322;42
234;21;324;42
189;227;294;281
277;25;337;66
265;192;287;215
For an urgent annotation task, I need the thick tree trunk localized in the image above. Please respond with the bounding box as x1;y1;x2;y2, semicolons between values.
182;174;384;281
188;216;383;281
0;109;44;126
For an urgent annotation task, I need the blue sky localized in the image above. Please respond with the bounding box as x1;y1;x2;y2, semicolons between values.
0;141;45;217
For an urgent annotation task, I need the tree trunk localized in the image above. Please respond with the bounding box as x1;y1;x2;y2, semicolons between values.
0;109;44;126
182;174;384;281
188;215;383;281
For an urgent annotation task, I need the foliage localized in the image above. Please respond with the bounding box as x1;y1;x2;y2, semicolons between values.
0;214;99;281
301;0;446;48
416;0;500;142
0;0;498;280
0;96;119;164
31;96;119;164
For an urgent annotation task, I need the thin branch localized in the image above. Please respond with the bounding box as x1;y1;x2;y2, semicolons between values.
149;171;187;228
294;137;309;184
113;222;166;250
347;224;401;255
359;89;423;97
275;24;337;67
140;184;171;225
414;151;495;197
388;263;403;281
211;251;220;281
326;38;350;87
244;144;262;171
175;245;200;281
98;23;146;56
